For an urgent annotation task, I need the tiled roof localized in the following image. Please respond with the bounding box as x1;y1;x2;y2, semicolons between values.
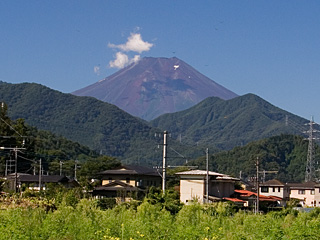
235;189;256;197
223;197;246;203
286;181;317;189
234;189;282;201
260;179;285;186
94;180;141;191
99;165;159;176
7;174;70;183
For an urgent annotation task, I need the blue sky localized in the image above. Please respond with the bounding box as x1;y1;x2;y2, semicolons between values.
1;1;320;122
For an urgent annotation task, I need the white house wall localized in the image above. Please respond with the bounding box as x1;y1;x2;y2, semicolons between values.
290;189;316;207
180;177;205;204
260;186;290;199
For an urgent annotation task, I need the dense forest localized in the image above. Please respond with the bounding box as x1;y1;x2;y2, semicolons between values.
191;134;319;183
150;94;309;150
0;102;120;180
1;97;318;183
0;81;163;165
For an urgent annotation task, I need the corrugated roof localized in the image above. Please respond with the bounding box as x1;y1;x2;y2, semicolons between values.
176;170;239;180
176;170;225;176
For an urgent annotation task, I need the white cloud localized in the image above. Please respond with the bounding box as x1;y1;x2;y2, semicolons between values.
108;33;153;54
109;52;130;69
108;32;152;69
108;53;142;69
93;66;100;75
131;54;141;63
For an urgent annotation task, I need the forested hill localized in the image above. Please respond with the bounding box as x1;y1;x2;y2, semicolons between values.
0;81;161;165
150;94;309;150
191;134;317;183
0;82;314;170
0;107;120;178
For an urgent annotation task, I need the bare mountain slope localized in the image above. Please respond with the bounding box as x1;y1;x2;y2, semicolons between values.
72;57;238;120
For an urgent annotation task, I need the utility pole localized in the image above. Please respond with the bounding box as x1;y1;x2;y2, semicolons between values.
60;161;63;176
206;148;209;203
0;146;25;192
256;157;259;214
39;158;42;191
162;131;168;194
259;170;278;183
305;117;318;182
74;160;78;181
14;147;18;193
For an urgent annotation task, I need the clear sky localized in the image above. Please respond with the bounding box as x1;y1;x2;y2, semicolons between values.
1;1;320;122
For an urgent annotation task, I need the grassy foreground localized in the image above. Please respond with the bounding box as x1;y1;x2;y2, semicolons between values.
1;198;320;240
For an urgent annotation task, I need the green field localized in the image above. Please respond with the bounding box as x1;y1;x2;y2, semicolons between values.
1;196;320;240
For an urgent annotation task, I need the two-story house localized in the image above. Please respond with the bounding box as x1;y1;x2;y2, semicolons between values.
259;179;320;207
93;165;162;201
287;182;318;207
259;179;290;206
176;170;239;204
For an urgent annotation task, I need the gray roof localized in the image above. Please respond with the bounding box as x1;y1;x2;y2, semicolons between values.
99;165;159;177
286;181;318;189
176;170;239;180
260;179;285;187
7;174;70;183
94;180;142;192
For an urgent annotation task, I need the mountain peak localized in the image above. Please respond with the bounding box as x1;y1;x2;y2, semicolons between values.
73;57;238;120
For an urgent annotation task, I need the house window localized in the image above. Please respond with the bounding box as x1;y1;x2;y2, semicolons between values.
261;187;269;193
278;187;281;192
137;179;142;187
126;178;130;184
298;190;305;195
272;187;275;192
311;190;315;195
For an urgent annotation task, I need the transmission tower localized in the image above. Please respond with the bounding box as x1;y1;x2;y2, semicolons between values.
305;117;318;182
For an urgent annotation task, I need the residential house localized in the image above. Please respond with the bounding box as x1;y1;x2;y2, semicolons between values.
5;173;78;191
259;179;290;206
287;182;318;207
258;179;320;207
93;165;161;201
232;189;282;209
175;170;239;204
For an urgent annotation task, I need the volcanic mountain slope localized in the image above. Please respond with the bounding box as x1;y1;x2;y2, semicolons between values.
72;57;238;120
